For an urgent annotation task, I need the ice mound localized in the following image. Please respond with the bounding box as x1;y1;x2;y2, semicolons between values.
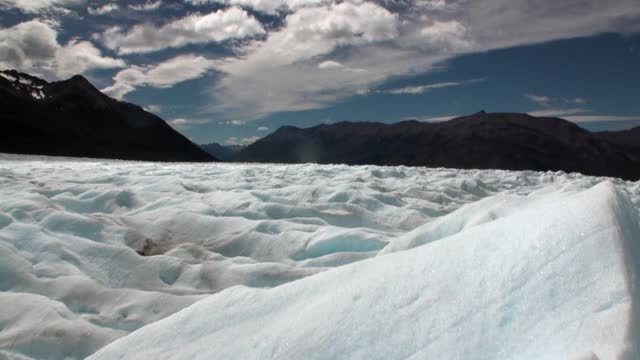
90;182;640;360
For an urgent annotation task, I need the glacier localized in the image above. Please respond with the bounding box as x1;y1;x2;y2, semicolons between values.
0;154;639;359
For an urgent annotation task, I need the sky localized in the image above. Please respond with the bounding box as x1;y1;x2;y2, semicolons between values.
1;0;639;146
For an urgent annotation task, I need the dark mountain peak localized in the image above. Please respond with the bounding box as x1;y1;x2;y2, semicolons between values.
1;69;215;162
61;74;100;92
69;74;89;83
49;73;102;94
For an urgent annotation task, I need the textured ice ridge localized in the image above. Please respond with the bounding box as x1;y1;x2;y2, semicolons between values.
90;181;640;360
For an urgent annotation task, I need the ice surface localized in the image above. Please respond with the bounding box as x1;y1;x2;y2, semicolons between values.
0;154;639;359
89;181;640;360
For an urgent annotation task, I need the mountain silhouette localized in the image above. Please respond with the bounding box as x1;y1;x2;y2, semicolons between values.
0;69;215;162
232;112;640;180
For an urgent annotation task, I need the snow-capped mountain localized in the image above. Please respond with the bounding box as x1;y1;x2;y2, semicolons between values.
0;70;215;162
233;112;640;180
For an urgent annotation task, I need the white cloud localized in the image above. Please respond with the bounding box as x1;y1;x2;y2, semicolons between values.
211;0;400;117
525;94;553;106
185;0;331;15
101;6;265;54
102;54;216;99
384;77;486;95
88;3;118;15
55;40;126;78
204;0;640;120
225;136;261;145
168;117;211;129
0;0;83;13
318;60;342;70
418;20;471;51
318;60;365;73
219;1;398;70
0;20;124;78
257;126;269;131
527;108;590;118
129;0;162;11
526;94;589;107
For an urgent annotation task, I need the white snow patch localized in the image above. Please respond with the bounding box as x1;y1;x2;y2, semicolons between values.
30;89;45;99
0;72;17;82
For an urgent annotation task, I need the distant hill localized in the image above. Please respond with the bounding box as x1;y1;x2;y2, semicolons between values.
232;111;640;180
0;69;215;162
200;142;245;161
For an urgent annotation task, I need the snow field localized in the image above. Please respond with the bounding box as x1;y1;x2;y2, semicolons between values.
0;154;639;359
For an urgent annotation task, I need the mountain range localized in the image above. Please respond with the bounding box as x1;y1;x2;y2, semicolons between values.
0;70;215;162
2;69;639;180
232;112;640;180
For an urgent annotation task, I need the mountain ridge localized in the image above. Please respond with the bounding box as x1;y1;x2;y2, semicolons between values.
232;112;640;180
0;69;216;162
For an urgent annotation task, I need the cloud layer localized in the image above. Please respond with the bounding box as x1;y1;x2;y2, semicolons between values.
2;0;639;124
205;0;640;119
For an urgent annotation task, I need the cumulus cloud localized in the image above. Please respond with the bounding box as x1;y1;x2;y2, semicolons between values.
0;20;124;78
257;126;269;131
100;6;265;54
88;3;118;15
0;0;83;13
418;20;471;51
102;54;216;99
55;40;126;77
211;0;400;117
221;1;398;70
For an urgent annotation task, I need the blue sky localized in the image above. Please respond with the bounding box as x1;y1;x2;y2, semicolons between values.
1;0;639;145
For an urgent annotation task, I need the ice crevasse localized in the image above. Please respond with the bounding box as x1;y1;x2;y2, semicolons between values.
90;181;640;360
